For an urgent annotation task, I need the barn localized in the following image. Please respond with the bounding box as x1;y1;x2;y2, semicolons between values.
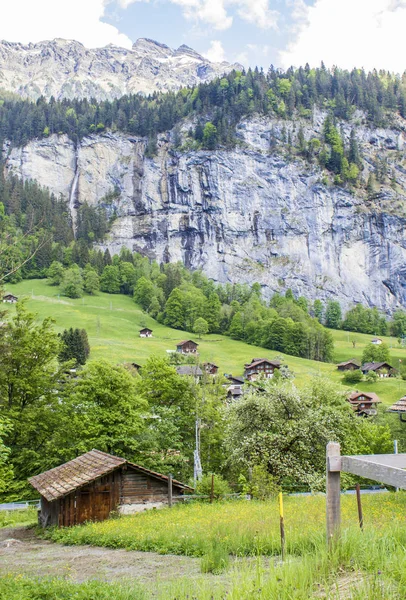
176;340;199;354
29;449;193;527
337;359;360;372
139;328;153;338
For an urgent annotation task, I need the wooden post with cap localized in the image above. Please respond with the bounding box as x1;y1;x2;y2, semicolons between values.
326;442;341;546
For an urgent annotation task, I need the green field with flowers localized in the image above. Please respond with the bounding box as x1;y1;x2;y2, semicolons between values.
5;279;406;409
47;493;406;557
29;493;405;599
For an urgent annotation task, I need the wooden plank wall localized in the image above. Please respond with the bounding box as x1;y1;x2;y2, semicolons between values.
121;470;169;504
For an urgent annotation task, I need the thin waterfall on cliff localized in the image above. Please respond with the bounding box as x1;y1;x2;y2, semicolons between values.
69;160;79;234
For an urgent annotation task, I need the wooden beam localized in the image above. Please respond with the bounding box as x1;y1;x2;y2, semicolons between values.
326;442;341;546
341;456;406;489
345;454;406;469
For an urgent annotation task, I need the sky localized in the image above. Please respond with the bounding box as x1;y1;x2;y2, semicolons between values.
2;0;406;72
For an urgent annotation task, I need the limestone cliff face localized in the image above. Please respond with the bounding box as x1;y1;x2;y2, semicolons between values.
4;112;406;312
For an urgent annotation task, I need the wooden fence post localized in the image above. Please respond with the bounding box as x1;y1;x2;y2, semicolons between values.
279;491;285;561
326;442;341;546
355;483;363;531
168;473;173;508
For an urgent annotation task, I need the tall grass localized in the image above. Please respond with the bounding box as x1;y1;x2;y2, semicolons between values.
0;507;37;528
48;494;406;558
0;576;147;600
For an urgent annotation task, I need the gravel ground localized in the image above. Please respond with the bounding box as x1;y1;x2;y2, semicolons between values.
0;526;201;584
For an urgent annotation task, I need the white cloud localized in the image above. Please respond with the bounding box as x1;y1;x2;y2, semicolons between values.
204;40;227;62
0;0;133;48
122;0;279;30
235;0;278;29
281;0;406;72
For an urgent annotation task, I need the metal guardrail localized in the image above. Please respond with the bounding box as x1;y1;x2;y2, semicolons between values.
0;500;40;511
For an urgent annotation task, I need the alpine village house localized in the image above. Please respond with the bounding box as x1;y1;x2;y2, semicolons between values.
139;328;153;338
244;358;282;381
337;359;361;371
347;391;381;416
29;450;192;527
176;340;199;354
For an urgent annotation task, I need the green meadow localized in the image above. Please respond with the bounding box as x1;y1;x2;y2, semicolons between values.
4;279;406;407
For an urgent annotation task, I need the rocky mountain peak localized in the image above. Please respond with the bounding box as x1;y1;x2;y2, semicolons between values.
0;37;242;101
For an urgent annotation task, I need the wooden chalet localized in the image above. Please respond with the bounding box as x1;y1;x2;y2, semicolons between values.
371;338;382;345
347;391;381;416
337;359;360;372
29;449;193;527
361;362;394;377
203;362;219;375
139;328;153;338
176;340;199;354
3;293;18;303
244;358;282;381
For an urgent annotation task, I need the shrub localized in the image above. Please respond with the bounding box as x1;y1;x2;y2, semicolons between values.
200;542;230;574
343;369;363;384
366;370;378;383
195;474;232;499
239;465;280;500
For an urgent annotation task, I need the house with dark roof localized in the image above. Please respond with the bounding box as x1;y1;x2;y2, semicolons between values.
3;293;18;303
139;328;153;338
347;391;381;416
371;338;383;345
29;449;192;527
337;359;360;372
227;386;244;400
244;358;282;381
361;362;394;377
176;340;199;354
176;365;203;381
225;375;245;385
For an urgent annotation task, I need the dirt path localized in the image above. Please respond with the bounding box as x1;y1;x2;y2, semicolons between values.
0;526;201;584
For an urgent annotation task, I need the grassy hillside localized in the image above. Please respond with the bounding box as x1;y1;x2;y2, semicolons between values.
4;279;406;407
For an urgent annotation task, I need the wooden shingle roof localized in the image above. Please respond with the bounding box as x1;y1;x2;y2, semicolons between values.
29;450;125;502
29;449;193;502
388;397;406;413
337;359;360;367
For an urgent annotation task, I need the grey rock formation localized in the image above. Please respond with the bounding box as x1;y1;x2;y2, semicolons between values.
0;38;241;100
4;112;406;312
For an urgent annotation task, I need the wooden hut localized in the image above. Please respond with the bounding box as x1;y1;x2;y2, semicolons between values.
139;328;153;338
29;449;193;527
337;359;360;372
244;358;282;381
176;340;199;354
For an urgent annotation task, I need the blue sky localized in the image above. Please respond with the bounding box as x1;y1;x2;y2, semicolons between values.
2;1;406;72
102;0;311;68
